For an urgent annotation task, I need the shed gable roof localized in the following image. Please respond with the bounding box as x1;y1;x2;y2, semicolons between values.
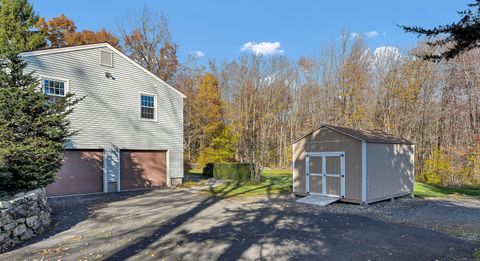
294;124;414;145
20;42;186;98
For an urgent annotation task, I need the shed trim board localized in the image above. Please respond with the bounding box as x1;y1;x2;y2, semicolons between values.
362;141;367;203
412;145;415;183
305;151;345;198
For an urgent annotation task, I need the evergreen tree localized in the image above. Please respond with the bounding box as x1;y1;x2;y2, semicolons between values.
401;0;480;60
0;0;79;193
0;0;45;56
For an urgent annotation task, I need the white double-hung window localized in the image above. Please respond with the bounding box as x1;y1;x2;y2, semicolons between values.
140;94;156;121
42;78;68;103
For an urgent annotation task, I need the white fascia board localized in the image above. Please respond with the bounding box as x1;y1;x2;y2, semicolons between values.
362;141;367;203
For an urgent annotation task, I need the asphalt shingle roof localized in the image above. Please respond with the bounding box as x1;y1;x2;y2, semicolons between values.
294;124;414;144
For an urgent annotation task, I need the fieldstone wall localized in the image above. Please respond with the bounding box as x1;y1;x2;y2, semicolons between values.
0;188;51;251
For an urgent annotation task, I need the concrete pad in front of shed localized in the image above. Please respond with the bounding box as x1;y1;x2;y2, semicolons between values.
296;194;340;206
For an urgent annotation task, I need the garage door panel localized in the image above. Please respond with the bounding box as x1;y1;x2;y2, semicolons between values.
46;150;104;196
120;151;166;190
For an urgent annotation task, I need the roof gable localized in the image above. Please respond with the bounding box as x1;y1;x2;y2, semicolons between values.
294;124;414;145
20;43;186;99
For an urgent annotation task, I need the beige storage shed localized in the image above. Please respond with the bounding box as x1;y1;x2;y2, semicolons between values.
292;125;414;204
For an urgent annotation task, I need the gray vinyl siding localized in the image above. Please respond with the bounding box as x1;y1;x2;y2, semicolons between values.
366;143;414;202
23;46;184;181
293;128;363;202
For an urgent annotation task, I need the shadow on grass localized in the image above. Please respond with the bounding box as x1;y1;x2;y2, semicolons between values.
201;174;292;200
415;183;480;198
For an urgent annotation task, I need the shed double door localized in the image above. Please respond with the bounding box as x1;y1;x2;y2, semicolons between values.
306;152;345;197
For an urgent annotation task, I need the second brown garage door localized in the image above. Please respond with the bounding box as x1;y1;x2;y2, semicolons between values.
120;150;167;190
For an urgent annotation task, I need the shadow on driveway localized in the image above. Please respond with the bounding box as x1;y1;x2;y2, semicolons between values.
7;190;151;252
1;186;478;260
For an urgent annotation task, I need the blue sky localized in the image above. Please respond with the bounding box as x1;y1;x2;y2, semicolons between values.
31;0;471;63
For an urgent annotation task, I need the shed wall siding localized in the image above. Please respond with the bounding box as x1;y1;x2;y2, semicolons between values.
23;46;184;181
366;143;414;202
293;128;362;201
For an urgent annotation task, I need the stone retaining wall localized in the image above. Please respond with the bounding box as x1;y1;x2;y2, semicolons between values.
0;188;51;251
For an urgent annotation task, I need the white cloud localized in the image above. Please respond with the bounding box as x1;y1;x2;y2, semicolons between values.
189;50;205;58
240;41;284;56
364;31;379;38
351;31;380;39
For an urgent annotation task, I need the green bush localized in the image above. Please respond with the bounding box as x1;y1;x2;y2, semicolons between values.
203;162;254;182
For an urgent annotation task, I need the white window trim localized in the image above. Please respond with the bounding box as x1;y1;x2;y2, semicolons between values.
139;92;157;122
39;75;70;97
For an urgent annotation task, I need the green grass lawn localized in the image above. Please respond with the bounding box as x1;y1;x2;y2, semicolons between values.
184;168;203;175
192;167;480;199
200;169;292;199
414;182;480;198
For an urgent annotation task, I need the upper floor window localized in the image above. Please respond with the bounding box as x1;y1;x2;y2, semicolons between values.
140;94;156;120
42;78;67;103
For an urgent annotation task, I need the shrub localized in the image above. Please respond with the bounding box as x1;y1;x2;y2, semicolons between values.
420;147;451;186
203;162;254;182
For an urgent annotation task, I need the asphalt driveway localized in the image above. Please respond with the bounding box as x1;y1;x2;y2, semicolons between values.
1;188;478;260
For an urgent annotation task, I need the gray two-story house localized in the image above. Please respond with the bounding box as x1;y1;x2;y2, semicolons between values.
21;43;185;196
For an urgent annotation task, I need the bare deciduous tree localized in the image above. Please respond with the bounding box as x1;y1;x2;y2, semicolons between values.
119;7;178;83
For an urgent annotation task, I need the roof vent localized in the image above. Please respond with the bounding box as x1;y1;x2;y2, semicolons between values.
100;50;113;67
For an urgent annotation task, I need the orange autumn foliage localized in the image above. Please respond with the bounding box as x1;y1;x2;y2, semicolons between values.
36;14;119;49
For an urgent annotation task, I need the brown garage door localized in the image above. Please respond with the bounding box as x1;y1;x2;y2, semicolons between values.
46;150;104;196
120;150;167;190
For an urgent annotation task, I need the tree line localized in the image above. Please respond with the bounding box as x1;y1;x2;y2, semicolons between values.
4;2;480;187
178;35;480;187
